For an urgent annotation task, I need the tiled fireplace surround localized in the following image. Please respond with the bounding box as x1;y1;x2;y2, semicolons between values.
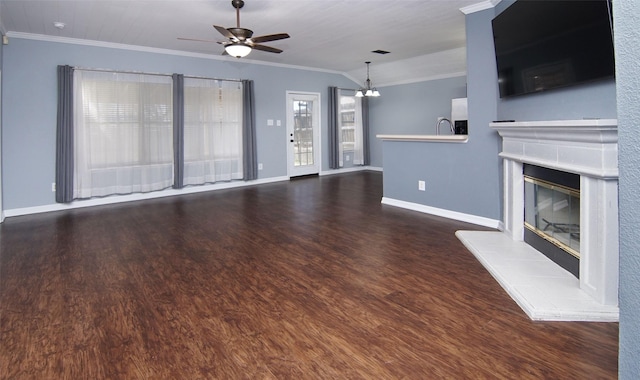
457;119;619;321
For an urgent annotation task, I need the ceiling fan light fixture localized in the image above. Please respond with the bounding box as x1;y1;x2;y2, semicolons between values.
225;43;252;58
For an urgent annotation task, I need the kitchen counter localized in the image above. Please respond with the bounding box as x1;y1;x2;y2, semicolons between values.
376;134;468;142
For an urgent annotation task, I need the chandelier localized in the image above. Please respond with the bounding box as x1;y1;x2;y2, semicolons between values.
355;61;380;97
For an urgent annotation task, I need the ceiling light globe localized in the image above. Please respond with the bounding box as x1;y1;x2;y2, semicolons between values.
355;90;364;97
225;43;252;58
365;89;373;97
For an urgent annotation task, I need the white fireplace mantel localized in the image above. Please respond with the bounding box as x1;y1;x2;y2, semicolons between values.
458;119;619;321
491;119;618;178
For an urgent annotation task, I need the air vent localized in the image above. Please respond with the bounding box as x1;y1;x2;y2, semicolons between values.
371;50;390;55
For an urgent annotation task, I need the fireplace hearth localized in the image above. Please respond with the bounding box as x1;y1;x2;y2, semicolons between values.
458;119;619;321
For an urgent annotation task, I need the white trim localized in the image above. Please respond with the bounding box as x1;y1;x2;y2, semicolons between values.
381;197;502;229
286;91;322;177
460;0;501;15
3;176;289;218
5;32;346;76
319;166;380;176
378;71;467;88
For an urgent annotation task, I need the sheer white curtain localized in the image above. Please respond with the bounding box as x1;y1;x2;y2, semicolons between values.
352;95;364;165
337;90;364;166
74;70;174;198
183;78;243;185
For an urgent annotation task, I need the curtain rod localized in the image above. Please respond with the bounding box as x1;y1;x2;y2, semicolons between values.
72;66;242;83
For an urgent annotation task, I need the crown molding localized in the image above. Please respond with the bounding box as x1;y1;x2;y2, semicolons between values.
460;0;501;15
379;72;467;88
4;31;466;88
4;31;346;76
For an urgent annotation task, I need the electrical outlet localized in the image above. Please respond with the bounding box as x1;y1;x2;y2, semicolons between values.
51;182;56;192
418;180;426;191
258;163;263;170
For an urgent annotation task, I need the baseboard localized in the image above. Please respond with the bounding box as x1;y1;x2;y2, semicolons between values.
4;170;386;219
381;197;501;229
319;165;382;176
4;176;290;218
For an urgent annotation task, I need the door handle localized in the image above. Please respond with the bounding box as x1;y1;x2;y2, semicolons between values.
290;140;294;142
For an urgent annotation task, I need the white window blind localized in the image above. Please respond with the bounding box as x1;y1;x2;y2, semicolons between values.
183;78;243;185
74;70;174;198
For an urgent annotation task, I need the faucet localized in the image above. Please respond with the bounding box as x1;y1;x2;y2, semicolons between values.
436;118;454;135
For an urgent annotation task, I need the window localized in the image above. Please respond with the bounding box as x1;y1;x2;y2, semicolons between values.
340;96;356;152
337;91;364;166
57;68;255;203
183;78;244;184
293;99;314;166
74;71;173;198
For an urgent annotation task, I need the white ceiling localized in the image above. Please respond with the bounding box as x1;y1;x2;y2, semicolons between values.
0;0;494;86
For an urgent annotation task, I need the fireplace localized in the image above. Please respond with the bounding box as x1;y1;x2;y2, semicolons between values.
457;119;619;321
497;119;618;302
523;164;580;277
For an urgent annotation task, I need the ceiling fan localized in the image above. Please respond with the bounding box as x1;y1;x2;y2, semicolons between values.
178;0;290;58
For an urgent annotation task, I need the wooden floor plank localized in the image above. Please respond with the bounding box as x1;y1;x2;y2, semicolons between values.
0;172;618;379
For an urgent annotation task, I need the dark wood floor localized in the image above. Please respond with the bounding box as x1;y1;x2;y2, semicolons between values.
0;172;618;379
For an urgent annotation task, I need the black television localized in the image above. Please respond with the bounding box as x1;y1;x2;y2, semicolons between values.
492;0;615;98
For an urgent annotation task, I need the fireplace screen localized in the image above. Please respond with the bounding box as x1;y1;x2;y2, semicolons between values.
524;176;580;258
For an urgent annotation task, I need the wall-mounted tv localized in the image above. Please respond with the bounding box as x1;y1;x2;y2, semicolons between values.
492;0;615;98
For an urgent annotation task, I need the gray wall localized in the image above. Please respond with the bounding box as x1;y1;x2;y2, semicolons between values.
614;0;640;377
368;76;467;168
1;37;357;210
0;39;3;219
495;0;633;377
373;7;502;222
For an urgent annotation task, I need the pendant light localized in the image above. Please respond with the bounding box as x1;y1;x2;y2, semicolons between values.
355;61;381;97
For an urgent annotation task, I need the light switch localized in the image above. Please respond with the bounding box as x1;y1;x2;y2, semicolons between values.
267;119;274;126
276;120;281;126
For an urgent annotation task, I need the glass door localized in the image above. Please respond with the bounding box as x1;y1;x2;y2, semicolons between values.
286;92;320;177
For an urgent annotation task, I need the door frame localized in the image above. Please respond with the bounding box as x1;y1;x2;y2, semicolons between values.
286;91;321;178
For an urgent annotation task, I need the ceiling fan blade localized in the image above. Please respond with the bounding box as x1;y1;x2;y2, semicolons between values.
251;33;290;44
214;25;236;39
178;37;220;43
252;44;283;54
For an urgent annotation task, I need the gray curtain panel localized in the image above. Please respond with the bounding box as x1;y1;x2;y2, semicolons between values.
242;80;258;180
55;65;74;203
361;96;370;166
172;74;185;189
328;86;340;169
